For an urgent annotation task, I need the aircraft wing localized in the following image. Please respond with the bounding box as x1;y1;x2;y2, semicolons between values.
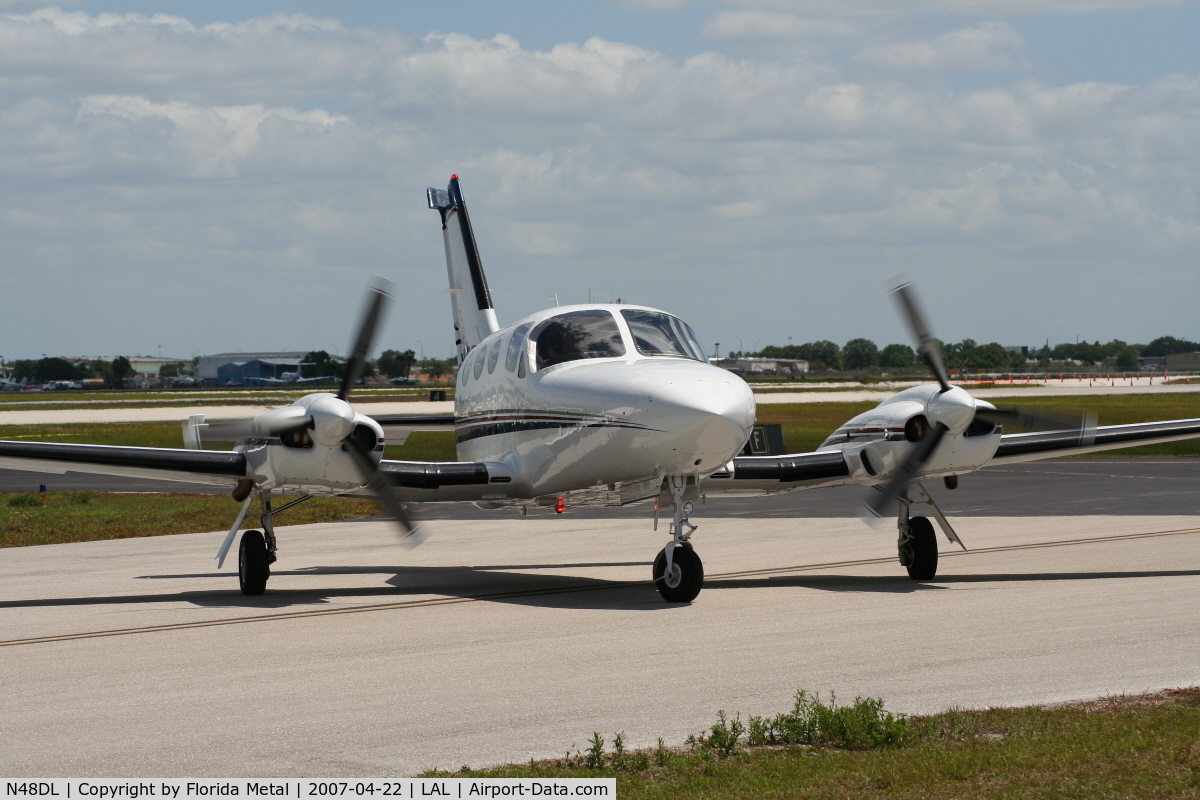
0;439;499;501
704;450;856;494
988;417;1200;464
0;440;248;487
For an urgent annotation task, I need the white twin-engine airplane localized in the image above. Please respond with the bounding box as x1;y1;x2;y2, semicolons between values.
3;175;1200;600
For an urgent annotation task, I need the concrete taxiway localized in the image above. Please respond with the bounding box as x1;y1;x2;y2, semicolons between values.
1;509;1197;776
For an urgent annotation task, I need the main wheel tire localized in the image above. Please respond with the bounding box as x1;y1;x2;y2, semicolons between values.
653;543;704;603
238;529;270;596
905;516;938;580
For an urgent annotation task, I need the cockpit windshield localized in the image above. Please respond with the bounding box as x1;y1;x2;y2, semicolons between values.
533;310;627;370
620;309;707;362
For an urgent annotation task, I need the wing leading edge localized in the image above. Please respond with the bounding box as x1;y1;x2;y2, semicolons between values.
705;416;1200;493
0;440;247;487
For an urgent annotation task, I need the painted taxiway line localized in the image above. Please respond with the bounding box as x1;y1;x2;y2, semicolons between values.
4;525;1198;650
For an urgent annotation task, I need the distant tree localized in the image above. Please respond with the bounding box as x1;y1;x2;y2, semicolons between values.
840;338;879;370
12;359;38;380
378;349;417;379
1117;346;1142;370
111;356;133;387
36;357;81;382
303;350;345;380
972;343;1010;370
806;340;841;371
879;343;916;369
419;358;453;383
1141;336;1199;358
79;359;115;382
759;344;814;361
159;362;187;377
944;339;977;374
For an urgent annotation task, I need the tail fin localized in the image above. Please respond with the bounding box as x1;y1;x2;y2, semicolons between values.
428;175;500;363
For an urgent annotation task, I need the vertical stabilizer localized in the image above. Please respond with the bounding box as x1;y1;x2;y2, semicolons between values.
428;175;500;363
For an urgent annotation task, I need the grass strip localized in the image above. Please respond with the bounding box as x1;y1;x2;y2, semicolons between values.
0;491;382;547
1;394;1197;462
427;688;1200;799
755;393;1200;455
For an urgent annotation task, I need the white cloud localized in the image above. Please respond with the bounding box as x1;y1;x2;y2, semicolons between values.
856;21;1032;71
0;7;1198;358
627;0;1186;15
697;11;862;40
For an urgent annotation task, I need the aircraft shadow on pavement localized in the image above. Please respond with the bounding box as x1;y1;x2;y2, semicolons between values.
4;567;1198;616
706;569;1200;594
3;562;670;613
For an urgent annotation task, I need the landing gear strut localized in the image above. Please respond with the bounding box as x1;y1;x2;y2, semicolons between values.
232;492;311;596
653;476;704;602
896;491;938;580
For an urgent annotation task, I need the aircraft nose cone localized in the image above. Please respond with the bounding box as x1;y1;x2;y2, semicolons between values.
927;385;976;432
650;367;756;469
309;394;356;446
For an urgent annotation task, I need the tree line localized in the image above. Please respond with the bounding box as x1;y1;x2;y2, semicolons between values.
8;356;136;385
742;335;1199;373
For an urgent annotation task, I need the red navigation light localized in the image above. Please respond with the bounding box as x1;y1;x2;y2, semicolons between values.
554;496;565;514
451;174;459;180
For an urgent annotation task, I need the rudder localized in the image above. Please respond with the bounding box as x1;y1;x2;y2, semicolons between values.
428;175;500;363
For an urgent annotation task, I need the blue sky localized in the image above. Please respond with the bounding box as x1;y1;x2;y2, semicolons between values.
1;0;1198;360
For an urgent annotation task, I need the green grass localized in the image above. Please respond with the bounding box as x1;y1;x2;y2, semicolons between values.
0;389;453;410
2;393;1197;463
0;421;230;449
427;689;1200;799
755;393;1200;456
0;491;383;547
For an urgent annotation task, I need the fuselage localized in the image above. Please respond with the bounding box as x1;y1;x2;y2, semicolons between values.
453;304;756;497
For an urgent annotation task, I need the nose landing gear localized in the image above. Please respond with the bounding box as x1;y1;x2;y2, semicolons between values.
223;491;313;596
653;475;704;602
895;483;965;581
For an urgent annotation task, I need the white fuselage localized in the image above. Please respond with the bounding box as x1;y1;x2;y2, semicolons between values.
453;304;756;498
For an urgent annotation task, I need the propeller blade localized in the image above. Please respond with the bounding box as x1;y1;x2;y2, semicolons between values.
338;277;395;402
975;406;1097;442
890;279;952;393
191;416;313;444
860;421;948;522
342;434;424;546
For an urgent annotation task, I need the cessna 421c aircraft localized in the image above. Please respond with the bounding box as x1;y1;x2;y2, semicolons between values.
3;176;1200;600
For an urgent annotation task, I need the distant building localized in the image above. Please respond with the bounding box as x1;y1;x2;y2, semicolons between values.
711;357;808;376
197;352;309;381
1165;352;1200;370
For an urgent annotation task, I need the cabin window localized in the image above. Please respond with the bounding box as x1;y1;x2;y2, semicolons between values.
505;323;532;373
532;310;626;371
487;337;502;374
473;345;486;380
620;309;707;361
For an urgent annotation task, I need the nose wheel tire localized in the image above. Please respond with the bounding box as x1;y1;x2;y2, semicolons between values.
238;529;270;595
905;516;938;581
653;543;704;602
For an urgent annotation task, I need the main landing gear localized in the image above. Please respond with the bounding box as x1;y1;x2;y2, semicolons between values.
233;492;312;596
653;475;704;602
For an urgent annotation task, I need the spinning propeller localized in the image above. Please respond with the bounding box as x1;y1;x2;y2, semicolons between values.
336;278;423;545
201;278;423;545
861;278;1096;522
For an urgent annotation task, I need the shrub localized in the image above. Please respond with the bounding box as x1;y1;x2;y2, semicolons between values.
746;690;913;750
